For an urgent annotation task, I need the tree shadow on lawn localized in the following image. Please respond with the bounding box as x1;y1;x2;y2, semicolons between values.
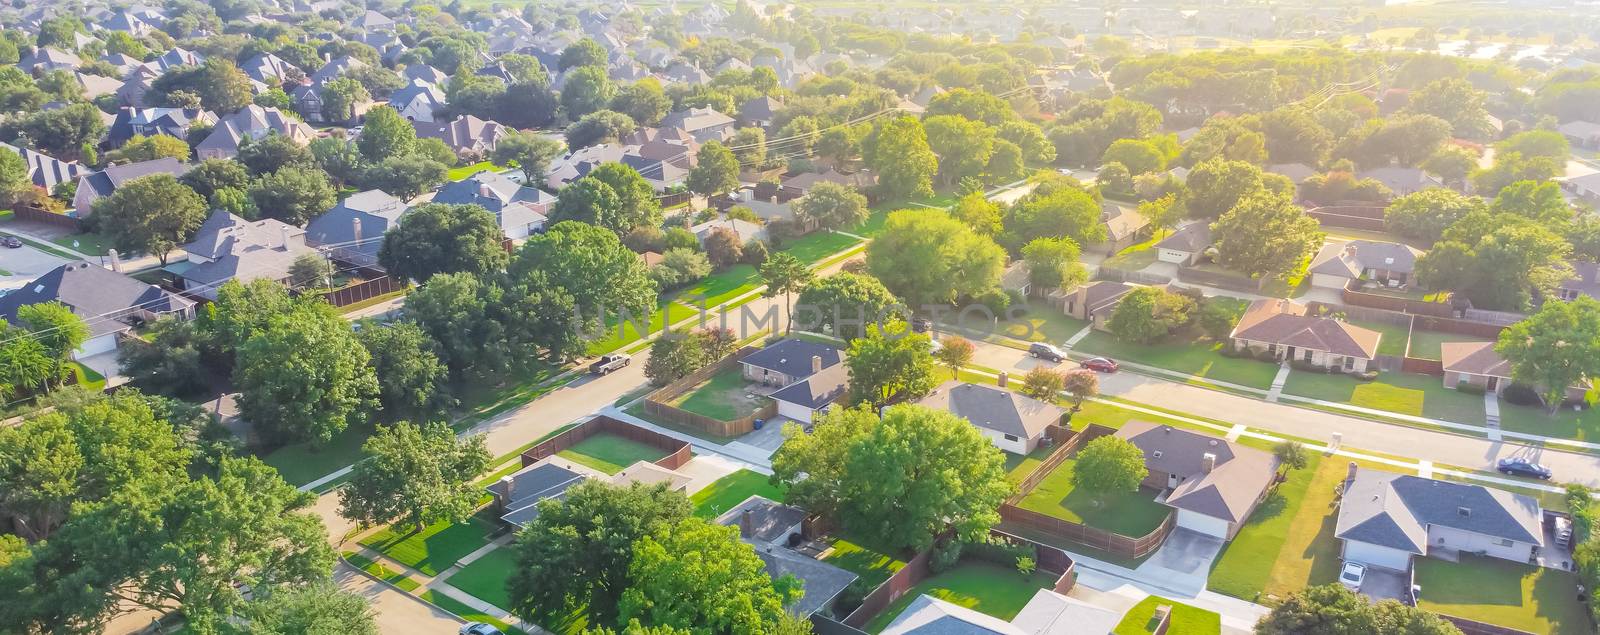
1051;486;1170;537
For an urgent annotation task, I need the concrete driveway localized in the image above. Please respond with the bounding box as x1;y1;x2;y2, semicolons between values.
1135;528;1225;596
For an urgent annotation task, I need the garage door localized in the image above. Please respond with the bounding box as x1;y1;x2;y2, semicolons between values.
776;400;812;424
1341;540;1413;571
74;334;118;359
1175;509;1230;538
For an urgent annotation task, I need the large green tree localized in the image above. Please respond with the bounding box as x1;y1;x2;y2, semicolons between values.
1021;237;1088;293
493;130;567;185
1385;188;1485;243
1183;159;1285;219
1496;296;1600;411
1072;436;1149;503
339;422;489;531
92;174;208;263
16;302;89;388
1106;286;1195;344
867;210;1006;307
1210;190;1323;279
235;306;379;446
619;518;800;632
356;322;451;420
1256;584;1462;635
846;323;937;407
356;106;416;162
870;115;938;201
377;203;510;283
248;166;336;225
794;273;904;341
760;252;813;334
561;66;616;119
923;115;996;186
1000;183;1105;250
402;272;507;380
793;182;869;232
687;141;739;197
243;583;379;635
507;221;657;359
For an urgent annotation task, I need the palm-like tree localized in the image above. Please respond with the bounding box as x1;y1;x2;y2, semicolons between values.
760;252;813;334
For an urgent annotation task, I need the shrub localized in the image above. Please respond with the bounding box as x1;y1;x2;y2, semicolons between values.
975;287;1012;314
833;579;871;616
1016;556;1036;575
1254;349;1280;363
928;538;963;574
1290;359;1322;372
963;535;1031;567
1350;370;1380;381
1503;382;1543;407
1218;345;1241;358
1454;381;1486;395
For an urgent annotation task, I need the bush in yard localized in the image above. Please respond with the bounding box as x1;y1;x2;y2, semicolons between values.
1021;367;1066;403
650;248;712;290
644;331;712;386
1063;369;1098;412
1501;382;1543;407
964;534;1032;567
1256;584;1463;635
1351;369;1379;381
928;538;963;573
1273;441;1309;472
1196;300;1240;341
1106;286;1195;344
1015;556;1036;575
1453;381;1485;395
1072;436;1148;504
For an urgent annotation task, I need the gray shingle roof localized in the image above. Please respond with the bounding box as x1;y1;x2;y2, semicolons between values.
0;261;193;339
916;381;1063;440
1308;240;1422;278
769;363;849;410
740;338;843;379
1336;468;1544;554
1155;222;1211;253
488;462;587;528
1116;421;1277;523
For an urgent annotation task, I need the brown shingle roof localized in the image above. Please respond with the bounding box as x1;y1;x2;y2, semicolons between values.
1440;341;1511;379
1230;299;1383;359
1115;421;1277;523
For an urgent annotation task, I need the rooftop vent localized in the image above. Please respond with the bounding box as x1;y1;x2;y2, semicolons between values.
1457;507;1471;517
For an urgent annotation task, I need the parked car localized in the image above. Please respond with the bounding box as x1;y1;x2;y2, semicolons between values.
1339;561;1366;590
1080;357;1119;373
589;353;630;375
1496;457;1552;480
911;317;932;333
460;624;505;635
1028;342;1067;362
1;235;21;248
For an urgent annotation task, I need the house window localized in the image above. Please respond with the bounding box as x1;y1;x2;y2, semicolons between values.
1003;434;1019;442
1267;344;1277;354
1344;356;1355;371
1302;349;1313;362
1497;538;1514;547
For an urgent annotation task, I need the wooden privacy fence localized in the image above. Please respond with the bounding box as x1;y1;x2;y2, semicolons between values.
316;275;403;308
643;346;776;438
521;415;692;470
11;205;81;231
1008;424;1093;504
1175;266;1264;293
1438;615;1536;635
1341;281;1455;318
1307;205;1387;232
1412;314;1510;339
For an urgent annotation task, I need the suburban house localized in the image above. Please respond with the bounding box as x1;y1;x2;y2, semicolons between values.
1062;280;1139;330
432;171;554;240
1266;162;1318;184
304;190;411;269
1307;240;1423;290
1229;299;1383;372
169;210;317;300
769;363;848;424
1335;465;1544;572
1001;261;1032;297
738;95;784;128
690;217;767;246
17;47;82;74
1557;120;1600;149
1155;223;1211;266
487;458;691;528
1;143;85;193
194;106;317;160
1115;421;1278;539
1355;167;1441;197
659;107;737;143
73;157;190;216
413;115;511;158
742;338;844;388
1441;341;1587;401
238;52;302;86
715;496;858;617
1556;260;1600;301
1561;172;1600;207
387;79;447;122
0;261;194;360
1097;201;1151;255
883;590;1121;635
779;167;877;200
106;107;217;148
916;381;1064;455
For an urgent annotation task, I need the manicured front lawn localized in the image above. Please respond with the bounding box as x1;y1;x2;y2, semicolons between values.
994;301;1090;344
671;366;766;421
259;424;373;487
52;231;116;256
585;299;698;355
344;551;421;592
1208;457;1344;604
1494;402;1600;443
865;561;1055;633
1281;371;1486;425
671;266;758;309
691;469;787;518
453;360;565;425
556;432;670;474
1113;596;1221;635
823;536;908;590
1415;554;1591;635
1101;234;1162;272
447;161;506;181
1345;319;1411;357
1406;330;1493;361
1074;331;1280;389
1016;456;1172;537
421;590;531;635
779;229;862;264
444;547;518;612
358;515;498;576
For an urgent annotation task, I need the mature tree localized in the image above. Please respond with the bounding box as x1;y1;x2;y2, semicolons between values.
933;336;975;379
15;303;87;389
339;422;489;531
923;115;996;186
1001;184;1105;250
1491;180;1573;226
1471;151;1561;196
771;406;875;521
702;228;743;269
1274;440;1310;472
357;322;451;420
363;154;449;200
619;518;799;632
506;481;692;628
1072;436;1149;502
998;120;1056;165
1421;146;1479;188
1495;129;1570;162
181;158;251;200
687;141;740;197
378;203;510;283
1107;286;1195;344
288;253;334;290
1102;139;1165;175
92;174;207;263
1417;213;1572;310
356;106;416;162
649;248;711;290
870;115;938;200
1260;108;1333;165
318;78;370;124
846;323;936;407
237;133;313;175
1183;159;1281;219
1385;188;1486;243
493;130;566;185
118;317;208;397
1022;237;1087;293
1021;367;1066;402
775;116;820;155
559;38;608;70
1404;77;1492;141
794;182;869;232
951;191;1002;235
587;162;661;232
1496;296;1600;410
729;126;768;167
201;279;298;357
1256;584;1462;635
868;210;1007;307
610;78;672;126
760;252;813;333
106;133;191;164
794;273;903;341
561;66;616;119
564;110;636;150
1062;369;1099;412
551;176;622;228
403;272;507;379
149;58;252;112
508;221;657;360
248;166;336;225
235;306;379;446
3;103;105;160
243;583;378;635
1211;190;1323;279
644;331;711;386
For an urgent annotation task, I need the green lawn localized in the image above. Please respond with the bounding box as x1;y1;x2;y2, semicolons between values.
1016;456;1172;537
70;362;105;392
447;161;506;181
1405;330;1493;361
52;231;115;256
691;469;787;518
1281;371;1486;425
1208;457;1344;604
358;515;498;576
421;590;531;635
671;266;758;309
780;229;863;264
1496;403;1600;443
259;424;373;487
1004;446;1052;484
865;561;1056;633
555;432;670;474
444;547;518;612
585;299;698;356
1113;596;1221;635
1345;320;1411;357
1074;331;1280;389
344;551;420;592
1101;234;1162;272
823;536;909;591
671;366;765;421
994;302;1091;344
1415;554;1591;635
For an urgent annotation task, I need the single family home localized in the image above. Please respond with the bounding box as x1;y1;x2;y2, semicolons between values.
1115;421;1278;539
1441;341;1587;402
304;190;411;269
916;381;1064;455
73;157;190;216
432;171;554;240
1307;240;1423;290
169;211;318;300
194;105;317;160
741;338;844;388
716;496;859;617
1155;223;1211;266
1336;465;1544;572
0;261;194;359
1229;299;1383;372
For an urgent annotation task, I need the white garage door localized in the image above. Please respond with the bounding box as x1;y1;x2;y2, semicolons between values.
1341;540;1413;571
73;334;118;359
1175;509;1230;538
776;400;813;424
1310;273;1350;289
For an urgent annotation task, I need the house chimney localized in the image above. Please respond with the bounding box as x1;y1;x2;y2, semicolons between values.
280;225;293;250
997;371;1008;388
739;508;754;539
108;249;122;273
1347;461;1359;483
1201;453;1216;473
498;475;514;504
351;217;362;244
811;355;821;374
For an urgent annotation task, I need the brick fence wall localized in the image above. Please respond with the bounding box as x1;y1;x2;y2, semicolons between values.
643;346;775;438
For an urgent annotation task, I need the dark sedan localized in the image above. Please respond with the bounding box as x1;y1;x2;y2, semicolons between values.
1496;457;1552;480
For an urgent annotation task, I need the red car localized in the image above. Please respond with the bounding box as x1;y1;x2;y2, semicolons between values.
1080;357;1119;373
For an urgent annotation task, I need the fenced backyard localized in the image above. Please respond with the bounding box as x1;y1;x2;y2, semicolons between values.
642;346;777;438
